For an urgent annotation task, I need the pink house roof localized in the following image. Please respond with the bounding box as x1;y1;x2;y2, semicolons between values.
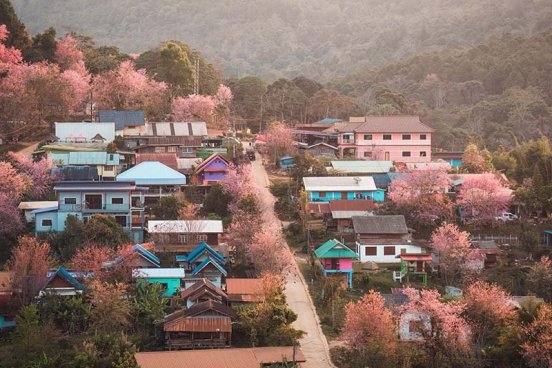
337;116;434;133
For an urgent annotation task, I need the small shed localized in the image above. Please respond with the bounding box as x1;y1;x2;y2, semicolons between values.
393;253;432;286
41;266;86;297
314;239;358;288
278;156;294;169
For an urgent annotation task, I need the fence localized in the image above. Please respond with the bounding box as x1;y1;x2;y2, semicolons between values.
470;234;519;246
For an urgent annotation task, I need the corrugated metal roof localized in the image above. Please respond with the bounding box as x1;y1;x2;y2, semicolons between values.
145;122;208;137
352;215;408;234
67;151;120;165
180;279;227;300
330;160;393;174
148;220;223;233
116;161;186;185
135;347;306;368
303;176;377;192
136;153;178;170
54;181;137;191
132;268;185;278
182;300;237;318
164;315;231;332
54;122;115;143
337;116;434;133
225;278;263;300
18;201;58;210
315;239;358;259
99;110;145;130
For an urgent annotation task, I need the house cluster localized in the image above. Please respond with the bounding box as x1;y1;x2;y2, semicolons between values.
26;111;236;243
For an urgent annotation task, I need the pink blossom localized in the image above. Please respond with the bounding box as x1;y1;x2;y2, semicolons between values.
457;173;511;225
55;36;84;71
171;94;215;122
0;25;23;74
214;84;233;106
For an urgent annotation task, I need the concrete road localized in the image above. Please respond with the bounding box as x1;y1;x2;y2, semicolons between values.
250;159;335;368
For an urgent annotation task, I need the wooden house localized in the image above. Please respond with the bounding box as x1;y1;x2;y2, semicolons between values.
393;253;433;286
353;215;425;264
193;153;229;185
188;257;227;289
40;266;86;297
225;278;264;304
180;279;228;308
309;200;375;232
299;142;338;158
314;239;358;288
147;221;224;253
163;300;237;350
103;243;161;270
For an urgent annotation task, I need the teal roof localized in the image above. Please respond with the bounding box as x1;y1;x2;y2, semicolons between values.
191;256;227;276
132;244;161;267
184;242;225;265
45;266;86;291
315;239;358;259
116;161;186;185
51;151;120;165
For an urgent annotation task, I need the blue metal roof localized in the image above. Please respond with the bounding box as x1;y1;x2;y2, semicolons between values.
99;110;145;131
53;166;100;181
315;118;342;124
44;266;86;291
67;151;120;165
31;206;58;214
186;242;225;265
116;161;186;185
132;244;161;267
191;256;227;276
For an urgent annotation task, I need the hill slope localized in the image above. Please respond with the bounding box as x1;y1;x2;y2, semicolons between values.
11;0;552;80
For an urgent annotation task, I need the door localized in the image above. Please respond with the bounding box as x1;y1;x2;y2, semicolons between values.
84;194;102;209
384;152;390;160
330;258;339;270
416;261;424;272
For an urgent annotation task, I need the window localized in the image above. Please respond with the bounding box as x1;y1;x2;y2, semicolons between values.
384;246;396;256
182;147;193;153
402;134;411;140
64;197;76;205
420;151;427;157
364;247;377;256
114;215;127;227
111;197;124;205
319;192;326;198
154;146;165;153
178;234;188;243
402;151;411;157
420;134;427;140
363;151;372;158
167;146;177;153
109;154;114;161
383;134;392;140
198;234;208;242
363;134;372;140
105;165;114;171
41;219;53;227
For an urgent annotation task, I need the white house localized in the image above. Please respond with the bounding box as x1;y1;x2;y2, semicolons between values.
353;215;425;264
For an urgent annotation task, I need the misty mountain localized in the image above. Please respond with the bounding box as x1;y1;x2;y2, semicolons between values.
10;0;552;80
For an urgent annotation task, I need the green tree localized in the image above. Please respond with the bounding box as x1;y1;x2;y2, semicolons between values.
151;195;184;220
0;0;31;50
131;282;167;345
38;293;91;334
203;184;231;219
23;27;57;63
74;333;137;368
84;215;130;249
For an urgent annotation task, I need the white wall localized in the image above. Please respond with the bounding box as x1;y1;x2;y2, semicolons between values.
356;242;425;263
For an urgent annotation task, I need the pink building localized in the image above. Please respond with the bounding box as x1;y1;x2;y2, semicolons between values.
337;116;433;163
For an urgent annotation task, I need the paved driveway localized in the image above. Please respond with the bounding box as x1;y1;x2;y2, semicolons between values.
250;160;335;368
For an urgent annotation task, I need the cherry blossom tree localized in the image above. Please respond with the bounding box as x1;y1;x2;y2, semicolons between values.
0;193;24;235
265;121;296;163
457;173;511;225
388;168;453;225
223;163;256;202
171;94;215;122
89;280;131;333
461;144;493;173
399;287;472;363
226;208;262;265
0;25;22;74
70;244;114;275
178;202;201;220
214;84;233;106
431;223;483;285
0;161;29;198
6;236;55;305
247;224;292;274
343;291;398;366
527;256;552;301
8;152;55;200
93;60;168;119
463;281;518;355
55;36;84;71
521;303;552;368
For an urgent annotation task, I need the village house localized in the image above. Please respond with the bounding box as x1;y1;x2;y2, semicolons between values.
49;151;121;179
162;300;237;349
40;266;87;297
180;278;228;308
336;116;433;163
116;161;186;205
297;142;339;158
353;215;425;264
225;278;264;304
309;199;375;232
33;181;146;243
303;176;384;202
132;268;186;296
18;201;59;223
472;240;500;268
134;346;306;368
103;244;161;269
392;253;433;286
54;122;116;143
193;153;230;185
98;110;145;136
174;242;227;288
383;289;431;341
122;122;207;158
315;239;358;288
329;160;394;175
147;221;224;252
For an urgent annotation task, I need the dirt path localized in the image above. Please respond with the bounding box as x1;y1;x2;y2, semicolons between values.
15;141;41;157
250;159;335;368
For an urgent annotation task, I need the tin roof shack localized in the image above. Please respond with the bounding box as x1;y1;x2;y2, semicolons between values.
225;278;264;304
98;110;145;134
315;239;358;288
163;300;237;350
393;253;433;286
40;266;87;297
180;279;228;308
472;240;500;268
309;199;375;232
18;201;58;223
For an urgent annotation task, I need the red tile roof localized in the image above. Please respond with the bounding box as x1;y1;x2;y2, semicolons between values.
337;116;434;133
308;202;331;214
182;300;237;318
399;253;432;261
328;200;375;212
135;347;306;368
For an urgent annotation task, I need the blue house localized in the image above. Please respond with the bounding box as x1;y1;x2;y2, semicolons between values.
34;181;146;243
315;239;358;288
176;242;226;271
99;110;145;133
303;176;384;202
132;268;186;296
177;242;227;288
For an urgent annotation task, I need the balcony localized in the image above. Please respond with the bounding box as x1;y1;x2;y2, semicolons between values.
59;203;132;213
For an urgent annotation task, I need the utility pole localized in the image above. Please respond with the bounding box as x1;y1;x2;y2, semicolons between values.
259;95;263;133
193;57;199;95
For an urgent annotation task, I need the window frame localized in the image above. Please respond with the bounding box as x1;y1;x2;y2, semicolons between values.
364;247;377;256
64;197;77;205
41;219;53;227
402;151;411;157
363;134;372;140
384;246;396;256
402;134;411;140
383;134;392;140
420;151;427;157
420;134;427;140
111;197;124;205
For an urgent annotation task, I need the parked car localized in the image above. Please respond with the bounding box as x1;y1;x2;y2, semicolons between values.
246;149;256;161
495;212;518;221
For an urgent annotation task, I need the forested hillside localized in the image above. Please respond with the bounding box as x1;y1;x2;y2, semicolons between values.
330;30;552;150
11;0;552;80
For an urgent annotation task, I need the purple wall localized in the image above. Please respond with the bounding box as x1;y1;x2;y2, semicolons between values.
196;156;229;184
